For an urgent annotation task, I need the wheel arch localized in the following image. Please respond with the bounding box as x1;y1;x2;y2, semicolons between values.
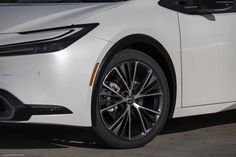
92;34;177;127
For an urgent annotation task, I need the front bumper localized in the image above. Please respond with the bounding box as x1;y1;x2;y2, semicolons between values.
0;35;112;126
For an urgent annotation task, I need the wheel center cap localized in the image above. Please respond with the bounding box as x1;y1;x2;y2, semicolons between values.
127;96;135;104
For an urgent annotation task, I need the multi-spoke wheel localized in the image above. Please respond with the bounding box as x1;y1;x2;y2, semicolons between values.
92;49;170;148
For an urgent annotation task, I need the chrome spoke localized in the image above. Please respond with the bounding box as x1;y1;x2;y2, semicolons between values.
109;108;128;130
133;104;147;135
103;82;125;99
100;90;121;98
114;67;130;92
120;112;129;136
137;69;153;95
128;106;132;140
100;100;125;113
126;62;133;90
141;82;159;96
99;98;121;104
130;61;138;93
113;113;127;135
134;103;160;115
135;92;163;99
141;106;160;115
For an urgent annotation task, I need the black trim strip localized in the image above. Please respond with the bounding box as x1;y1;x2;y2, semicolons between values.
19;23;98;35
0;89;73;121
27;105;72;115
159;0;235;15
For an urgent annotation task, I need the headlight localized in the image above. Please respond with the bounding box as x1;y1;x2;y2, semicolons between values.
0;23;99;56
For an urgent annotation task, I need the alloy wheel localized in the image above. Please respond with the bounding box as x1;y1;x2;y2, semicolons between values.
99;61;164;140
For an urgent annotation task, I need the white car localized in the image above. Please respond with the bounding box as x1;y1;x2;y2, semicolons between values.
0;0;235;148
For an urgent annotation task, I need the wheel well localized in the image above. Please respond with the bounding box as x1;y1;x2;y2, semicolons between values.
123;43;176;119
97;34;177;119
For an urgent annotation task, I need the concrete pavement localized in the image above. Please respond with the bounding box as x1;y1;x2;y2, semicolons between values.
0;110;235;157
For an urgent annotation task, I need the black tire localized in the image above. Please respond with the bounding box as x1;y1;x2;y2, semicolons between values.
92;49;170;148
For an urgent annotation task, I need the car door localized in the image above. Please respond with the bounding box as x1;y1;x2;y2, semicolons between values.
176;0;236;107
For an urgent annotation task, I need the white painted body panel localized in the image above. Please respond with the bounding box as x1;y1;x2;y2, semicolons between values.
0;3;121;33
0;0;235;126
179;12;236;107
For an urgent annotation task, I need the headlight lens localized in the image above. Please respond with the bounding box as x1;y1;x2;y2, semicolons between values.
0;23;99;56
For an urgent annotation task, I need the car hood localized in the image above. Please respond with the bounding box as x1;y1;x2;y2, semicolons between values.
0;3;121;34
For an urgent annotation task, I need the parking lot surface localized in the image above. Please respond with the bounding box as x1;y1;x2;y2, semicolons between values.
0;110;235;157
